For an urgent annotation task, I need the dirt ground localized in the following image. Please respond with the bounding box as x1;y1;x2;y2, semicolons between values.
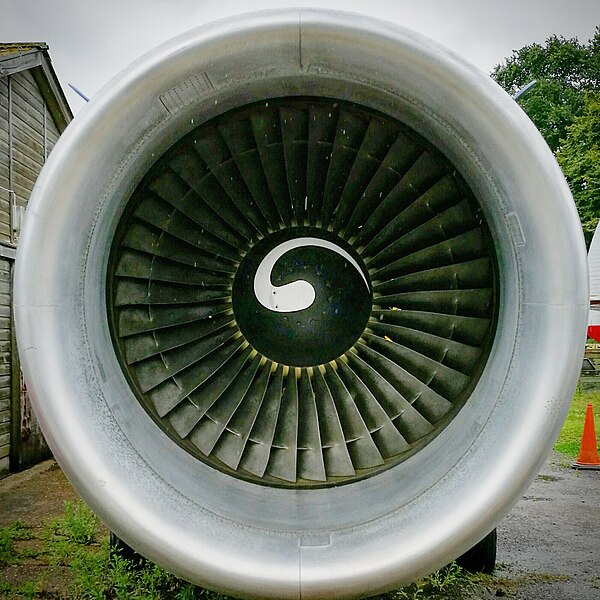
494;454;600;599
0;461;76;530
0;453;599;599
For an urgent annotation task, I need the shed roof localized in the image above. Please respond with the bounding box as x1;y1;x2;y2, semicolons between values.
0;42;73;132
0;42;48;57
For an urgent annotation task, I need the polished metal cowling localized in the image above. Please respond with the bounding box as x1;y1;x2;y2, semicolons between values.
14;9;587;600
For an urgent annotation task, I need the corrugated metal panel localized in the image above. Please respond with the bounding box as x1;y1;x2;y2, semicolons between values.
0;256;50;476
12;134;44;172
1;44;73;135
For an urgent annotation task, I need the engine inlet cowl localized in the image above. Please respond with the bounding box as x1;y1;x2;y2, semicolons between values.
14;9;587;600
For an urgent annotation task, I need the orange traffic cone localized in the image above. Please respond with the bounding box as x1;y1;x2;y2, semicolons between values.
572;403;600;470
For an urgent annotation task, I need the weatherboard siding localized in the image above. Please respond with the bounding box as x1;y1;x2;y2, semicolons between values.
0;62;66;477
0;258;11;477
0;69;62;246
45;103;59;156
10;70;47;219
0;75;9;242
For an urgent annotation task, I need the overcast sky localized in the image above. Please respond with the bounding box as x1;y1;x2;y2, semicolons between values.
1;0;598;113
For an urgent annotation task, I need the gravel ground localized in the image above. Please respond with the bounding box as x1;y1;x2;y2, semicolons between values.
0;453;598;599
494;453;600;599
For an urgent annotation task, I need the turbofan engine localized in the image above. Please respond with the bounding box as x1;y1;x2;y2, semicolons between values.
14;9;588;599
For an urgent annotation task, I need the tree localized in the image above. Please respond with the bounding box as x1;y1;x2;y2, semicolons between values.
492;28;600;243
556;91;600;242
492;28;600;152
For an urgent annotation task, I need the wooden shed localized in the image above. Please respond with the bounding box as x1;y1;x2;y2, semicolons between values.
0;43;72;478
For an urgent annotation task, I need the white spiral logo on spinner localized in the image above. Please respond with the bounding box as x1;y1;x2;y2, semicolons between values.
253;237;369;313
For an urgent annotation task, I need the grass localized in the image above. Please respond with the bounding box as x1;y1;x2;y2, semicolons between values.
0;500;224;599
0;522;31;567
1;389;596;599
390;562;476;599
0;500;489;599
554;388;600;457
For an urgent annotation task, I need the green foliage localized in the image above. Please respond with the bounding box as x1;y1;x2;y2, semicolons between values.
59;500;99;545
13;578;43;599
0;500;222;598
68;543;110;599
0;400;591;599
556;92;600;242
386;562;472;599
492;28;600;242
492;28;600;151
0;506;477;600
392;583;424;599
0;521;31;566
426;562;465;593
67;549;229;600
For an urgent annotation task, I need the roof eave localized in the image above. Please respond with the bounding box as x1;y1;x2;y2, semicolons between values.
0;44;73;132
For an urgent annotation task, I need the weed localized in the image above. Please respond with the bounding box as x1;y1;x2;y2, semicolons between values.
0;492;581;600
425;561;465;593
0;580;12;596
177;583;203;600
375;562;480;599
523;573;570;584
0;578;45;599
192;588;236;600
65;536;216;600
392;582;424;599
47;536;79;566
0;521;32;566
486;571;571;598
60;500;99;545
14;578;42;599
536;474;559;482
69;545;109;599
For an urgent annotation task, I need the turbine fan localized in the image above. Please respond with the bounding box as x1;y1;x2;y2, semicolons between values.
108;97;497;487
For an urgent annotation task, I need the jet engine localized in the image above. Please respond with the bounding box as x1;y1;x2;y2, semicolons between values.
14;9;588;599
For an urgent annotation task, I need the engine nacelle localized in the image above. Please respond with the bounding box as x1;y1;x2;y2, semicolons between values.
14;9;587;599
